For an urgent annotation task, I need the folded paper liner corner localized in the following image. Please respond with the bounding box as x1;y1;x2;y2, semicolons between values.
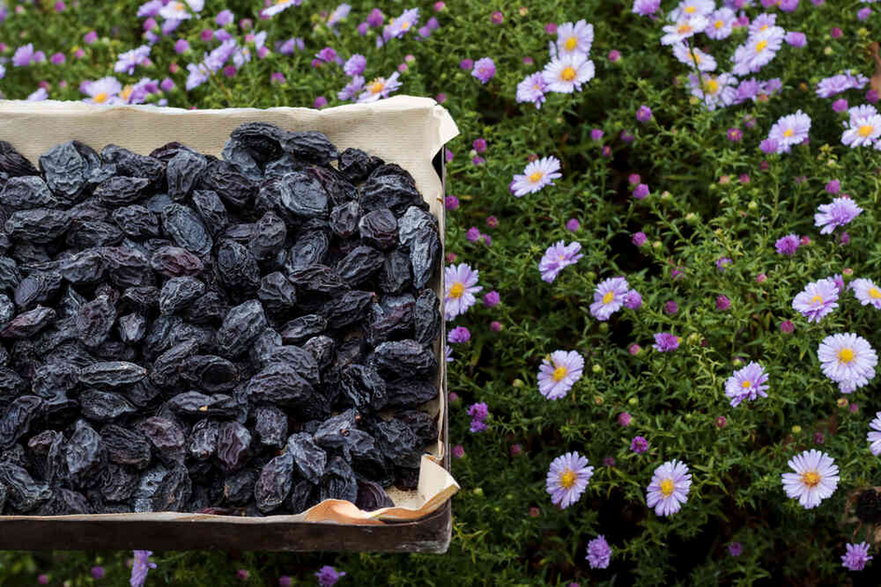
0;95;460;525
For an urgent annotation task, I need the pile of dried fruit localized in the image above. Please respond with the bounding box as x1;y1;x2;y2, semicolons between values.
0;123;441;516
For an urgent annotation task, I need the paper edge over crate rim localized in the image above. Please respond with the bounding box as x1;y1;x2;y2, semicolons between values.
0;95;460;525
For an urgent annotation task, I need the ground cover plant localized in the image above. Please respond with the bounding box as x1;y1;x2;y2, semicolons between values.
2;0;881;584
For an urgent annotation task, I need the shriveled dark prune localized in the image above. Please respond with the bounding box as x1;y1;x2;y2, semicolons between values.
335;245;384;286
282;131;339;166
121;286;159;311
169;391;238;418
0;175;56;210
287;432;327;484
249;211;287;261
356;479;395;511
133;465;168;512
215;241;260;296
280;314;327;345
289;264;347;295
303;335;335;369
159;276;206;315
223;469;257;506
166;149;209;200
246;362;316;409
100;145;165;185
191;190;228;236
216;421;251;472
162;204;213;257
80;390;137;421
6;208;70;244
0;367;26;400
338;147;382;183
395;411;438;447
184;290;228;325
413;289;441;346
278;171;329;219
0;395;44;449
59;249;107;284
66;221;124;249
152;463;192;512
383;378;437;410
360;165;422;215
181;355;239;393
99;464;139;503
257;272;297;315
112;205;160;239
216;300;267;358
0;306;56;338
253;405;287;448
322;290;374;330
79;361;147;388
329;201;360;238
358;209;398;250
103;246;154;287
250;329;282;365
65;419;104;482
371;418;420;468
102;424;152;469
371;339;437;379
320;456;357;503
263;345;320;385
0;461;52;511
0;141;39;178
285;230;329;272
338;364;386;411
39;141;101;203
188;419;220;460
255;451;295;513
93;176;151;206
367;294;415;345
0;257;21;292
198;159;255;209
140;417;186;463
75;295;116;347
150;340;199;387
14;271;62;310
117;313;146;344
408;228;440;290
150;245;204;277
312;410;358;450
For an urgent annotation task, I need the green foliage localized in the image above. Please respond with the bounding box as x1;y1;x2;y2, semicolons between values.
2;0;881;584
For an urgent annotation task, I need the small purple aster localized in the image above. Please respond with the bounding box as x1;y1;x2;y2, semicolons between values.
646;460;691;516
766;110;811;154
636;105;653;123
472;57;496;84
852;278;881;309
546;452;594;509
623;290;643;310
775;234;800;255
539;241;583;283
653;333;680;352
728;542;743;557
632;232;648;247
516;72;548;109
633;183;650;199
630;436;649;454
585;535;612;569
538;350;584;400
444;263;482;320
447;326;471;344
315;566;346;587
815;197;862;234
590;277;630;321
724;361;769;407
716;295;731;311
632;0;661;17
130;551;157;587
792;278;840;323
842;542;873;571
344;54;366;76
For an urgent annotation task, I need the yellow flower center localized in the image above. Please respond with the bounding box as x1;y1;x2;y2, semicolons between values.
838;348;856;364
401;21;411;30
755;40;769;52
859;124;875;138
703;79;720;95
693;53;702;64
870;288;881;299
783;128;795;138
449;282;465;299
741;380;752;388
369;80;385;94
810;294;823;304
714;19;724;29
93;92;109;104
120;86;133;101
559;469;577;489
660;478;675;497
685;5;697;13
677;24;692;34
564;37;578;51
759;24;769;31
552;365;569;382
800;471;821;488
602;291;615;304
560;66;577;82
529;171;544;183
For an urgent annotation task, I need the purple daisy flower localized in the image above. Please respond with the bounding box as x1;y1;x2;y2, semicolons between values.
511;156;562;197
315;566;346;587
344;54;366;76
447;326;471;344
82;76;123;105
842;542;873;571
538;350;584;400
646;460;691;516
444;263;482;320
556;20;594;56
623;289;643;309
815;197;862;234
261;0;301;18
590;277;630;321
672;43;717;72
585;535;612;569
852;278;881;308
867;412;881;456
792;278;839;323
357;72;401;103
631;436;649;454
337;76;365;101
724;361;769;407
781;449;839;509
12;43;46;67
818;333;878;393
632;0;661;17
472;57;496;84
383;8;420;41
546;452;594;509
670;0;715;20
130;550;157;587
816;71;869;98
661;16;708;46
653;333;680;352
516;72;548;109
114;45;151;75
842;105;881;148
767;110;811;153
775;234;800;255
539;241;583;283
732;28;784;76
705;8;736;40
688;73;737;111
542;53;595;93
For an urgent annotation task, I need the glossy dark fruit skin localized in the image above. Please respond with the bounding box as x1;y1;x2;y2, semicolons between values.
0;128;440;516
